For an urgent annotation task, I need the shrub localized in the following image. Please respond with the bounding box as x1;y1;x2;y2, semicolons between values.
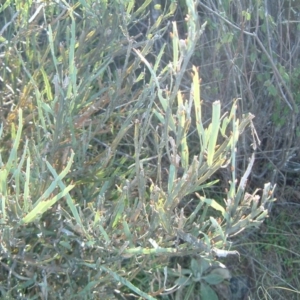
0;0;275;298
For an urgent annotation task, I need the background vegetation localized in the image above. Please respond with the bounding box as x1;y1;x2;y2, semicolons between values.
0;0;299;299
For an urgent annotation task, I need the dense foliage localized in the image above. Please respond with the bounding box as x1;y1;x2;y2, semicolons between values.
0;0;299;299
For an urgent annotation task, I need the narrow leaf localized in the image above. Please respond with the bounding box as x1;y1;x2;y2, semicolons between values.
207;101;221;166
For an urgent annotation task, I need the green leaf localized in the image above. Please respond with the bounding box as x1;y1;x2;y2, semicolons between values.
184;282;196;300
134;0;152;17
250;51;257;63
242;10;251;21
177;91;189;168
210;216;225;242
267;84;278;96
172;21;179;71
23;156;31;213
126;0;135;13
199;258;212;275
175;276;192;286
202;197;226;216
59;240;72;250
207;101;221;166
22;184;74;224
221;32;233;44
190;258;202;277
200;282;218;300
192;66;206;154
40;67;53;101
7;109;23;171
100;265;156;300
202;273;225;285
168;163;176;194
210;266;232;280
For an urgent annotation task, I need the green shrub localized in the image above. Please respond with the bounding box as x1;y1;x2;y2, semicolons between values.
0;0;275;298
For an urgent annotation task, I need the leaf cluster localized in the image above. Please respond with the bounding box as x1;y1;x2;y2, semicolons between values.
0;0;275;299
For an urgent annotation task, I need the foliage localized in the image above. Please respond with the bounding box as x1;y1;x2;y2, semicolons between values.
0;0;290;299
183;1;300;298
191;0;300;182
